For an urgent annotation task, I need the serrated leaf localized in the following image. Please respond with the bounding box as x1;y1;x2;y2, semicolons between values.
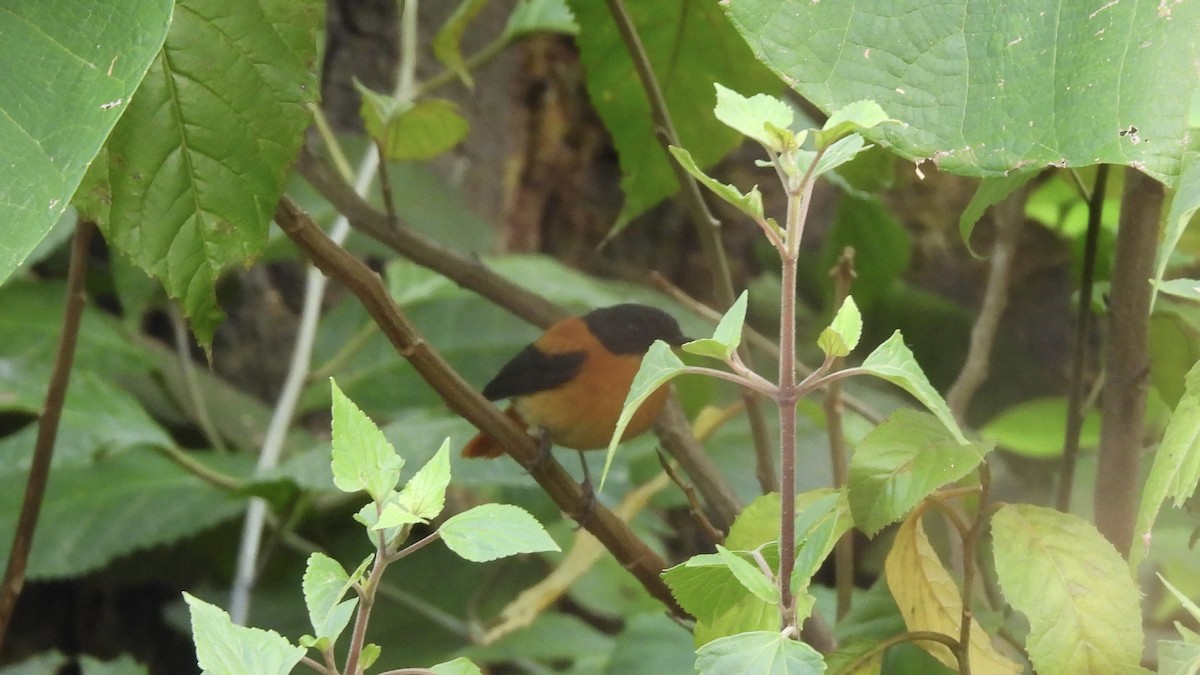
670;146;765;222
601;339;685;484
819;296;862;358
503;0;578;40
440;503;559;562
859;331;968;445
727;0;1200;186
0;450;247;580
80;0;323;345
1132;358;1200;570
183;593;305;675
960;173;1037;258
1154;159;1200;306
886;513;1022;673
815;100;893;148
376;438;452;528
716;545;779;605
302;552;362;643
565;0;784;229
980;396;1100;459
992;504;1143;675
663;553;756;624
713;84;795;152
432;0;489;89
849;410;989;536
360;94;470;161
0;0;172;285
330;379;402;501
695;631;826;674
683;290;750;362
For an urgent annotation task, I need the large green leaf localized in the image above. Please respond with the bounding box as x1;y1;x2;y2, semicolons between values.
0;0;172;285
726;0;1200;186
564;0;784;229
76;0;323;344
992;504;1144;675
0;449;248;579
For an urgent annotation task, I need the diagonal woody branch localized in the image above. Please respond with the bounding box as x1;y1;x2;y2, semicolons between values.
273;195;684;616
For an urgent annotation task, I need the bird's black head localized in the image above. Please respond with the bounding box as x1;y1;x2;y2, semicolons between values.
582;304;688;356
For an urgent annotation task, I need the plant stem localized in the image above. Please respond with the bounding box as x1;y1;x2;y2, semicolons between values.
826;249;856;620
344;533;390;675
1057;164;1108;512
0;221;95;655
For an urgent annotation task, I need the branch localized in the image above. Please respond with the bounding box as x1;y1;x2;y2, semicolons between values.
1095;170;1161;554
0;221;95;653
273;196;685;616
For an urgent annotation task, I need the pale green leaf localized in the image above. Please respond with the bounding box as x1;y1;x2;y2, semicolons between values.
683;290;750;361
850;410;988;536
695;631;826;674
503;0;578;40
960;173;1037;258
992;504;1143;675
0;0;172;286
1156;279;1200;302
601;340;685;484
1160;574;1200;626
818;295;862;358
980;396;1101;459
302;552;361;643
330;379;402;501
1154;158;1200;307
431;656;484;675
433;0;489;89
376;438;452;528
1132;358;1200;570
183;593;305;675
823;639;884;675
727;0;1200;186
360;95;470;161
440;503;559;562
859;331;968;444
716;545;779;605
1157;640;1200;675
669;146;765;223
886;514;1022;673
713;84;795;152
815;100;893;149
81;0;323;345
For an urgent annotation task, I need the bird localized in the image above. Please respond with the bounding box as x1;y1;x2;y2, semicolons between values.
461;303;688;460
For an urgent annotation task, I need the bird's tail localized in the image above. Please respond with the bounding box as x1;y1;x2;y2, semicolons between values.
461;404;525;458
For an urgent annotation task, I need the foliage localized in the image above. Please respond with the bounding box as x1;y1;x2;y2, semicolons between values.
2;0;1200;673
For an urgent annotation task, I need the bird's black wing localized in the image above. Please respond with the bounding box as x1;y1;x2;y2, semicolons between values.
481;345;586;400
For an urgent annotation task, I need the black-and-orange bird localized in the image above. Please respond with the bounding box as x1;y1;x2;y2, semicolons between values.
462;304;688;459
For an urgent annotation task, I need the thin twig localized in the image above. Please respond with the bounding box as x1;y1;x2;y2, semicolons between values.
826;248;856;620
1057;164;1108;512
168;303;227;453
946;185;1027;421
153;445;244;491
656;449;724;545
0;221;95;654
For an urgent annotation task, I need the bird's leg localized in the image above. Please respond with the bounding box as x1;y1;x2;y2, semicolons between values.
573;450;598;529
520;427;555;473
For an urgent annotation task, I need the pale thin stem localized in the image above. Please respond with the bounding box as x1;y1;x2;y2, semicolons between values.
169;303;227;453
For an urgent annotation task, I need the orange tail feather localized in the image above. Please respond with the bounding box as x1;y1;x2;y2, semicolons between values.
461;405;526;458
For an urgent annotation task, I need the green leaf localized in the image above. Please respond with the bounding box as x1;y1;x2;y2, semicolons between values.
992;504;1144;675
0;450;247;580
376;439;452;528
789;493;852;594
330;379;403;501
433;0;489;89
1156;279;1200;302
980;396;1100;459
669;146;766;222
431;656;484;675
564;0;784;229
824;639;884;675
815;100;893;149
726;0;1200;186
959;173;1037;258
695;631;826;674
715;545;779;605
602;340;686;484
849;411;988;537
78;0;323;345
0;0;172;285
818;296;862;358
1158;640;1200;675
1131;359;1200;570
683;290;750;361
886;514;1022;673
1160;574;1200;626
1154;158;1200;306
858;331;968;445
713;84;796;152
359;93;470;161
811;134;873;179
183;593;305;675
302;552;362;643
439;503;560;562
504;0;578;40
